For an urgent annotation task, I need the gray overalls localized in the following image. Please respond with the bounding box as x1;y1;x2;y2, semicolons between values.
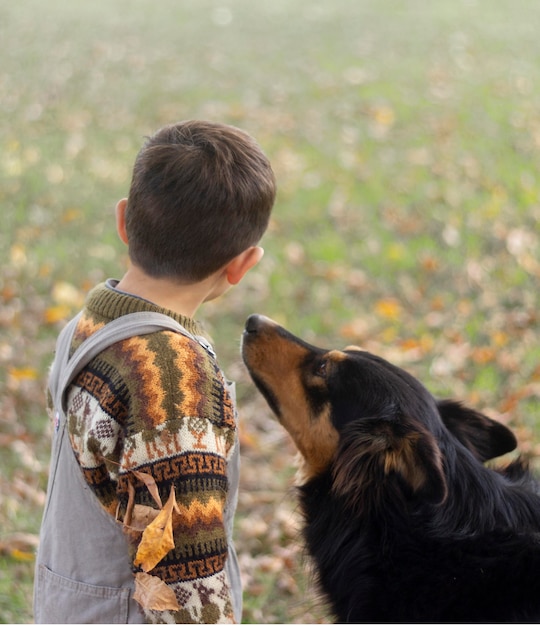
33;312;242;623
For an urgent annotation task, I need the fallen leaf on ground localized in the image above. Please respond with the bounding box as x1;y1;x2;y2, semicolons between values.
0;532;40;560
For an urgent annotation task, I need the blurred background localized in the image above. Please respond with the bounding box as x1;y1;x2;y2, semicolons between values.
1;1;539;621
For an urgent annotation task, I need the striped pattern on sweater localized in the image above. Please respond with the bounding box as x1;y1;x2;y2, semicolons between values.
58;282;237;623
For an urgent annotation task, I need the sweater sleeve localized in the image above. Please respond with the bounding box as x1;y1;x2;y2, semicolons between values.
67;330;238;624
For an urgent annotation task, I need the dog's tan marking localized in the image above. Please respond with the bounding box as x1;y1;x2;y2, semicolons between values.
383;433;428;493
289;405;340;483
243;323;340;481
381;428;447;503
255;350;339;481
332;420;448;511
326;350;348;361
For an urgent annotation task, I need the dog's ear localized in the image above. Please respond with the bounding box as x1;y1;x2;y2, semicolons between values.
437;399;517;462
332;418;447;511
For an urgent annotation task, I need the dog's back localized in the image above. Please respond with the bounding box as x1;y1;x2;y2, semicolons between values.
300;454;540;622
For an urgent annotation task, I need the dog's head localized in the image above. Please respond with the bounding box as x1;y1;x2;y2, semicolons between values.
242;315;517;508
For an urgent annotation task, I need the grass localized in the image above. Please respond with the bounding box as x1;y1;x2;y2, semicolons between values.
1;0;539;622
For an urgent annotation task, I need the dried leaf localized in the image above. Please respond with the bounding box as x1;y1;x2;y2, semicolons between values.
133;572;180;611
130;504;160;531
123;505;160;545
124;479;136;526
134;486;176;572
132;470;163;509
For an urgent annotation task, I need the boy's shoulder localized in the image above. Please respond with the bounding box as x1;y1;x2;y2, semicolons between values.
71;324;235;432
76;322;217;377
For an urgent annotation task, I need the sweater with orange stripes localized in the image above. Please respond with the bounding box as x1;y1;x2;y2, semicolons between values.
52;280;239;623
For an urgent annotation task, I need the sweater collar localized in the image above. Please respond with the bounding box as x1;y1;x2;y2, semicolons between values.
84;280;204;338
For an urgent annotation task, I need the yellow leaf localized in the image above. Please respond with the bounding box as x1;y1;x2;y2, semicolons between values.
10;548;35;562
44;304;71;325
492;331;509;348
374;298;402;320
134;487;176;572
8;367;38;381
133;572;180;611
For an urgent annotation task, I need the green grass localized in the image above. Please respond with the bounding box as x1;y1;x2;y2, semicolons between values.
1;0;540;622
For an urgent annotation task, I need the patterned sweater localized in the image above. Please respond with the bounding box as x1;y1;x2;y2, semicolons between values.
54;280;238;623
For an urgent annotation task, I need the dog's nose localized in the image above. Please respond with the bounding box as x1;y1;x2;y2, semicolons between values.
244;314;263;333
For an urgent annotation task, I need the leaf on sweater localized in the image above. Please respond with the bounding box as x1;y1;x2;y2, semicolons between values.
133;572;180;611
132;469;163;509
123;479;136;526
130;505;160;531
124;505;162;545
134;486;177;572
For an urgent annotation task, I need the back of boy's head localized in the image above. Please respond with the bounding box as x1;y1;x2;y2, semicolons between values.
125;120;276;283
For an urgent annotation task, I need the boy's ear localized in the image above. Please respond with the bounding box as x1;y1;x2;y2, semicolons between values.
437;399;517;461
225;246;264;285
115;198;129;245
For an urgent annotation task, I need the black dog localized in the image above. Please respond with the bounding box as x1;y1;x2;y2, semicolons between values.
242;314;540;623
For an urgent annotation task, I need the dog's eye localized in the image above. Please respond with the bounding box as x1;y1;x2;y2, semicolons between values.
314;360;327;378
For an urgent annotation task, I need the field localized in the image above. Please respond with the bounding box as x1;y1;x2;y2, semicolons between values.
1;0;539;622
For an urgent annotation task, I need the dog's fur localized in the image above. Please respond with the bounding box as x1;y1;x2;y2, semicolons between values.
242;314;540;623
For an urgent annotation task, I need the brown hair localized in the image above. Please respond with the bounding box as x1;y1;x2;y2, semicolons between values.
125;120;276;282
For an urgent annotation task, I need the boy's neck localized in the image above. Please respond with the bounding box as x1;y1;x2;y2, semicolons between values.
116;265;227;319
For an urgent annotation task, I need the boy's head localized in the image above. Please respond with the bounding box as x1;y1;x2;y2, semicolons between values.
124;120;276;283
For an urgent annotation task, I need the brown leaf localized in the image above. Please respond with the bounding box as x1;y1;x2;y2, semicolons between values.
123;505;162;545
133;486;176;572
130;504;160;531
132;470;163;509
133;572;180;611
123;479;136;526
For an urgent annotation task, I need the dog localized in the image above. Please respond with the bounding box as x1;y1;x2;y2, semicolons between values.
241;314;540;623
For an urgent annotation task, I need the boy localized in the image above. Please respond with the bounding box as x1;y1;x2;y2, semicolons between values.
33;120;276;623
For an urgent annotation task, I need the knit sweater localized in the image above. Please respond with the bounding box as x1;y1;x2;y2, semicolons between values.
53;281;238;623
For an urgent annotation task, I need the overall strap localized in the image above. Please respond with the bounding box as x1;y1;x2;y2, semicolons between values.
50;311;211;413
44;310;242;623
